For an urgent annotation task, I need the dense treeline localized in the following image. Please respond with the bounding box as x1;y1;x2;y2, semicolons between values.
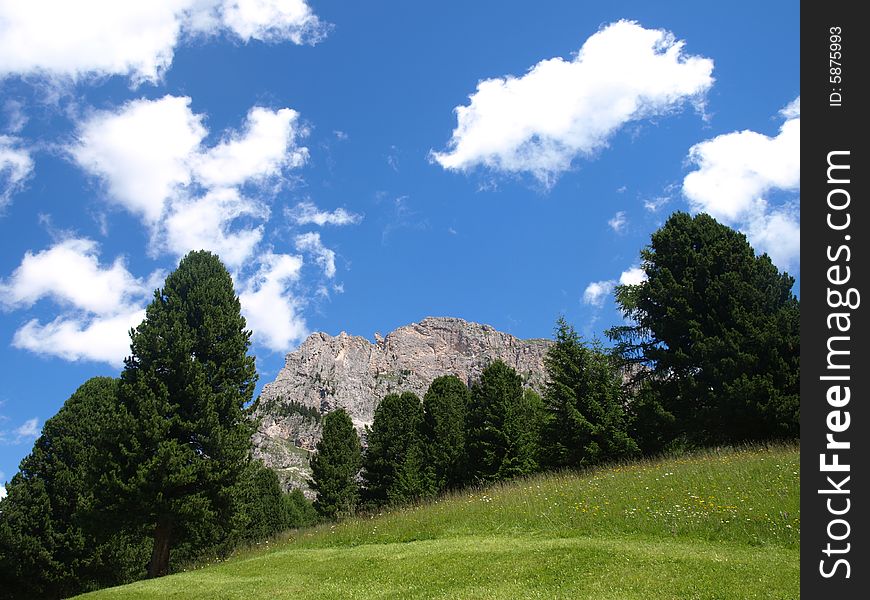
0;252;316;600
0;214;800;596
311;343;639;517
310;212;800;517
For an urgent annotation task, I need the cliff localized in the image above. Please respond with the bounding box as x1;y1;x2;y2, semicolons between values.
252;316;552;493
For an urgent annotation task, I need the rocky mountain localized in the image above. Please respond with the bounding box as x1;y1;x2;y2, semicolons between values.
252;316;552;493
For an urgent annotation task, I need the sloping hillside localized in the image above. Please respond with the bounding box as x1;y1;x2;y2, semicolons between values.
80;445;799;599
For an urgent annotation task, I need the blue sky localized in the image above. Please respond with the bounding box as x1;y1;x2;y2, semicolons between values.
0;1;799;495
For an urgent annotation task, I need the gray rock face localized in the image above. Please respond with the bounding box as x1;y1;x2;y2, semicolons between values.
252;316;552;494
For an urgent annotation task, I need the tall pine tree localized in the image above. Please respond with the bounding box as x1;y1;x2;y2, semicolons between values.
608;212;800;447
102;251;257;578
466;360;540;483
309;408;362;520
362;392;431;507
421;375;469;492
542;319;637;469
0;378;149;600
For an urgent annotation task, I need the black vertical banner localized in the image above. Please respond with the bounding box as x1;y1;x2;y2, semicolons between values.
802;2;868;597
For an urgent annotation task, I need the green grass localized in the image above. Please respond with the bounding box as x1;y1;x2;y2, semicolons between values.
80;444;799;599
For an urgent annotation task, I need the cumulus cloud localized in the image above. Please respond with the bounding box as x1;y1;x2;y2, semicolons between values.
73;96;204;223
238;252;307;351
295;232;336;278
682;97;800;269
286;201;362;226
583;280;615;307
193;107;308;188
619;266;647;286
0;135;33;209
0;238;157;365
0;485;5;500
432;20;714;184
0;0;328;84
583;266;647;307
0;238;151;314
12;309;145;365
608;211;627;233
72;96;308;266
162;189;267;270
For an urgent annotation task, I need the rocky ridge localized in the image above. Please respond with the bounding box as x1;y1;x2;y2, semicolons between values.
252;317;552;493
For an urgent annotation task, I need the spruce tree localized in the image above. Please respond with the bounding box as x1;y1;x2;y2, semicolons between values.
0;377;149;599
421;375;470;492
542;319;637;469
102;250;257;578
309;408;362;520
362;392;430;507
466;360;540;483
608;212;800;447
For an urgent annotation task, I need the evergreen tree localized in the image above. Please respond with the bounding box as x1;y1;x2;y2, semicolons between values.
421;375;469;492
466;361;540;483
228;462;296;545
309;408;361;520
0;378;149;600
362;392;430;507
101;250;258;578
282;489;318;529
608;212;800;448
542;319;638;469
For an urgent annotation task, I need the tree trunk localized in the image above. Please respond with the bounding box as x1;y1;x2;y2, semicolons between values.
148;516;173;578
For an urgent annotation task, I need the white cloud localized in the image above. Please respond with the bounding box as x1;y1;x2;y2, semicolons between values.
0;417;42;446
619;266;647;286
286;201;362;226
14;418;40;439
0;135;34;209
219;0;328;45
72;96;205;224
583;280;615;307
608;211;627;233
745;206;800;271
432;20;714;184
12;309;144;365
162;189;267;269
682;97;800;269
73;96;308;266
0;485;5;500
643;195;670;212
780;97;800;119
583;266;647;307
1;238;156;365
193;107;308;189
295;232;336;278
0;0;327;84
0;238;150;315
239;252;307;351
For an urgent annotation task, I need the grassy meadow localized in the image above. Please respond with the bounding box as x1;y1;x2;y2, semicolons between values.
80;444;799;599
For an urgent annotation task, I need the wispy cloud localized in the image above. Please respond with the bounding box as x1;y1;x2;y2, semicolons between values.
0;135;33;209
285;201;362;227
1;417;40;446
608;211;627;233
